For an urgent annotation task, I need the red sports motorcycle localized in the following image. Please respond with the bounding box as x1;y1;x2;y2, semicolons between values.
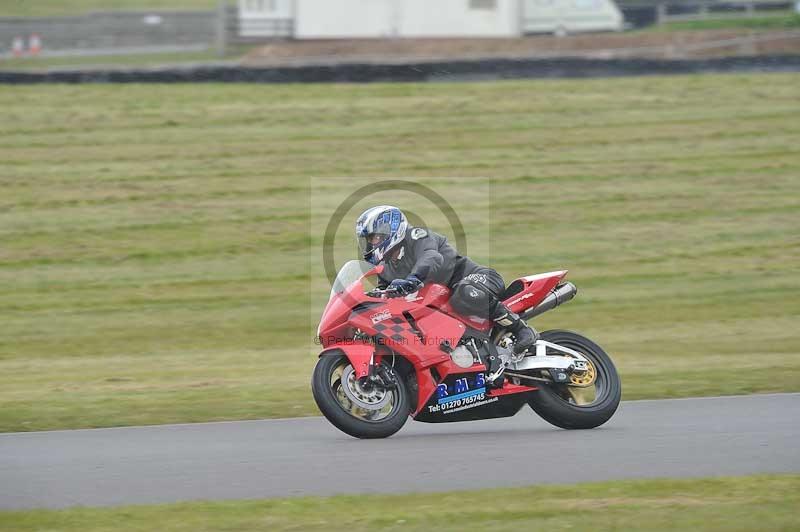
312;260;621;439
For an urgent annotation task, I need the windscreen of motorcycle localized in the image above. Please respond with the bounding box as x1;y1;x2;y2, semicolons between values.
329;260;377;301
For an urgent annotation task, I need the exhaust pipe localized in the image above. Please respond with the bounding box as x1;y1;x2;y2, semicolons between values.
520;282;577;321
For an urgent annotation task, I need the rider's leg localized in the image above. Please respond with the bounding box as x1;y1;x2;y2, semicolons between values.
450;269;539;386
492;304;539;355
459;269;539;355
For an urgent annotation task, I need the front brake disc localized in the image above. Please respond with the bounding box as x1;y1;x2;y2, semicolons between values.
340;366;391;411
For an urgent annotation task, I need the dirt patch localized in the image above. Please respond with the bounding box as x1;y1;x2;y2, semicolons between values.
241;30;800;66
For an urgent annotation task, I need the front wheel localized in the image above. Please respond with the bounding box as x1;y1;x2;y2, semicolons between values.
527;330;621;429
312;351;410;439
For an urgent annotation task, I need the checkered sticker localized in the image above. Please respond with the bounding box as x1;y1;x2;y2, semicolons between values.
372;316;418;343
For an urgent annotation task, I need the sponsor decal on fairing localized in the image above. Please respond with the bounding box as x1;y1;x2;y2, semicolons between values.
425;373;498;414
370;310;392;324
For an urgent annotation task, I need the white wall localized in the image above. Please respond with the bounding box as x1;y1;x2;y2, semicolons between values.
398;0;519;37
243;0;624;39
295;0;396;38
295;0;521;39
239;0;293;18
239;0;294;37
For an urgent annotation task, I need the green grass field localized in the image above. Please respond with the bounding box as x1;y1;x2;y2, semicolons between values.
656;11;800;31
0;0;215;17
0;45;261;72
1;74;799;433
0;50;230;71
1;475;798;531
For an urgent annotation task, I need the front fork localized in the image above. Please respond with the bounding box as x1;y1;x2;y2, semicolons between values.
367;353;399;389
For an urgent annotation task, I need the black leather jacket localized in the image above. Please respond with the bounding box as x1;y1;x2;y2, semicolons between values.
377;227;479;288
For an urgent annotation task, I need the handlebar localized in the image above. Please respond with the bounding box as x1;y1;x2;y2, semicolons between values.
366;287;401;299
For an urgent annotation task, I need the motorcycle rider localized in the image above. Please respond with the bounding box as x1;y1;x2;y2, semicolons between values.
355;205;539;386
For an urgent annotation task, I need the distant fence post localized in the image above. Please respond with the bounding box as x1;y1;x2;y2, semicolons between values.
215;0;227;58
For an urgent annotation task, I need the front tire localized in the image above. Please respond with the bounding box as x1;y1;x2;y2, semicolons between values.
312;352;410;439
528;330;621;429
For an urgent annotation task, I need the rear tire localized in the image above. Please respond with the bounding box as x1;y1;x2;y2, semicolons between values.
528;330;621;429
312;351;410;439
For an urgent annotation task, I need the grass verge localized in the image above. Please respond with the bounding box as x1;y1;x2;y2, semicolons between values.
1;74;799;432
0;50;230;71
1;475;798;531
0;0;215;17
654;11;800;32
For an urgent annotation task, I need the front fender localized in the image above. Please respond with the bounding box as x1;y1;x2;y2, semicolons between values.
319;342;375;379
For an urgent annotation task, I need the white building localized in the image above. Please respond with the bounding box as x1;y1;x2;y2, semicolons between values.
238;0;623;39
238;0;295;38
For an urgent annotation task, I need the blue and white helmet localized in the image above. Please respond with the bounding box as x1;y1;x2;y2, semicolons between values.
355;205;408;265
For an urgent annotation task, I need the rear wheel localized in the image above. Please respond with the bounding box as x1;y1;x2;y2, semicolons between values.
527;330;621;429
312;352;410;439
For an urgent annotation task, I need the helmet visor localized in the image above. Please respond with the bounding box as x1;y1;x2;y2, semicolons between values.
357;232;389;260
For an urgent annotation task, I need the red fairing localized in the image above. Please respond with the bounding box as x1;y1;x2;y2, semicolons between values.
318;265;384;346
317;287;355;345
502;270;568;314
433;358;485;381
487;382;538;397
316;263;550;422
409;358;487;415
344;286;465;369
320;342;375;379
410;283;451;308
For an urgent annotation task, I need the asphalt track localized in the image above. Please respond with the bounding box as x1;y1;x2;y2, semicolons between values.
1;393;798;510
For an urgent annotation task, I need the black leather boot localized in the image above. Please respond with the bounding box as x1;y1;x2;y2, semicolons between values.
493;304;539;355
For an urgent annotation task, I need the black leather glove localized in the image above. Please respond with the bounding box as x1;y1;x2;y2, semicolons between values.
386;275;423;297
